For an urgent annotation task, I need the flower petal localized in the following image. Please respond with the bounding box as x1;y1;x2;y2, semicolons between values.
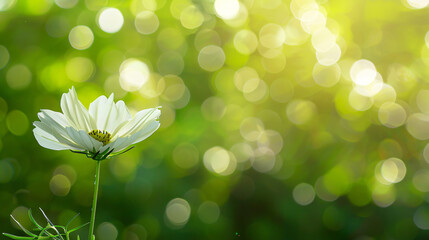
66;127;103;152
88;94;114;132
106;119;160;153
116;107;161;138
34;121;82;150
129;120;160;145
100;136;131;153
88;95;133;136
111;100;132;134
61;86;94;132
33;127;74;150
37;110;74;141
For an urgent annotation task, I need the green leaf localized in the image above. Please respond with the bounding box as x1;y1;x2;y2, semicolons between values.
10;215;37;237
39;208;64;240
28;209;43;230
2;233;34;240
38;225;61;240
65;213;80;229
38;208;54;227
109;146;134;157
69;150;88;155
76;236;80;240
68;222;89;233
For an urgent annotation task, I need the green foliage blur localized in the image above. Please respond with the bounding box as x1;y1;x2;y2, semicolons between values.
1;0;429;239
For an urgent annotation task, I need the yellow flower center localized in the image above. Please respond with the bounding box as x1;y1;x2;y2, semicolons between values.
88;130;112;145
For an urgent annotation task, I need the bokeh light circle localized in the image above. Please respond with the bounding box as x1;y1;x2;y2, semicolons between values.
201;96;226;121
316;43;341;66
286;99;317;125
197;201;220;224
49;174;71;196
234;29;258;55
214;0;240;20
69;25;94;50
348;89;373;111
6;110;29;136
406;0;429;9
180;5;204;30
413;169;429;192
119;58;150;92
96;222;118;240
252;147;276;173
6;64;32;90
406;113;429;140
98;8;124;33
293;183;316;206
301;10;326;34
0;0;16;11
350;59;377;86
135;11;159;35
259;23;286;49
165;198;191;228
198;45;225;72
414;206;429;230
378;102;406;128
284;18;309;46
373;84;397;107
416;89;429;114
203;146;236;176
311;28;336;52
0;45;10;70
312;63;341;87
354;72;384;97
380;158;406;184
55;0;78;9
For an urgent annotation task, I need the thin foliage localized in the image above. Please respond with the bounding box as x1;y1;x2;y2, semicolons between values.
3;209;88;240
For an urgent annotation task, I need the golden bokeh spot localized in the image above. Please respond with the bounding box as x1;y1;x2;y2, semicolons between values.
88;130;112;145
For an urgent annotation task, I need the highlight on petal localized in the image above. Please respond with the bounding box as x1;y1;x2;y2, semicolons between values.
61;86;94;132
66;127;103;152
116;107;161;138
88;94;132;134
34;110;83;150
130;118;160;145
33;121;82;150
33;127;74;151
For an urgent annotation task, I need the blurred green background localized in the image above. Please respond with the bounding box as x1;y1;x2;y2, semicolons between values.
1;0;429;239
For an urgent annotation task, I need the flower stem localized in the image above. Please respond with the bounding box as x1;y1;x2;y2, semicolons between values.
88;160;101;240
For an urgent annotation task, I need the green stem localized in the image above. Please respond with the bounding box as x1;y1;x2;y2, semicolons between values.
88;160;101;240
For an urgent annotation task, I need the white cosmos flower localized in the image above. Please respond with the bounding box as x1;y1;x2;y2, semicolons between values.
33;87;161;160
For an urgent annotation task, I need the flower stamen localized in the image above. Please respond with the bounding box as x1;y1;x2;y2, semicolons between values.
88;130;112;145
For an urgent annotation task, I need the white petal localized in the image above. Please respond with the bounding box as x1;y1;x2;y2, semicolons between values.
107;120;160;153
89;94;113;132
116;108;161;137
33;127;73;150
34;121;82;150
129;120;160;145
61;86;94;132
115;100;132;121
39;109;69;127
88;95;134;136
110;100;132;135
101;137;131;153
37;110;77;146
66;127;103;152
